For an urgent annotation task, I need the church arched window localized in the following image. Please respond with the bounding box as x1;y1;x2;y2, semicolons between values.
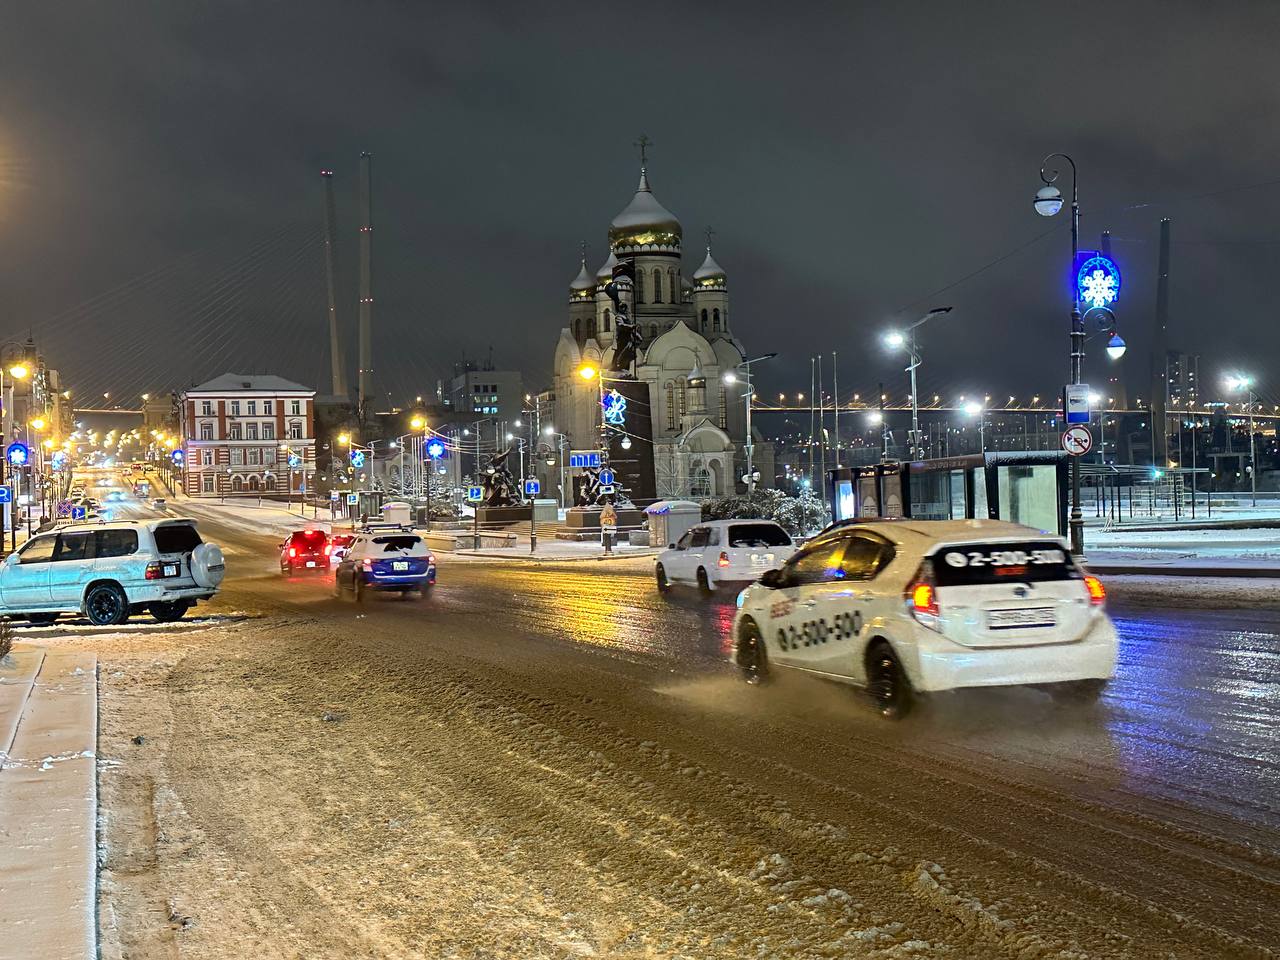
573;319;580;340
677;376;687;417
603;309;611;332
700;308;708;332
668;268;677;302
650;324;659;339
653;269;663;304
665;380;676;431
587;318;596;339
636;271;645;304
712;308;721;332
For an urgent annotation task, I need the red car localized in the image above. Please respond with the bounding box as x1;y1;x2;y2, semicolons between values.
280;529;330;575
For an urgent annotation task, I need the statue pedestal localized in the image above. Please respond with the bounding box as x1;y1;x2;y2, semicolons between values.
474;504;533;526
557;505;647;541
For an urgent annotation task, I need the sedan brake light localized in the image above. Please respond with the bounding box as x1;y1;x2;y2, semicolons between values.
1083;574;1106;606
323;544;331;556
718;551;730;567
904;562;941;630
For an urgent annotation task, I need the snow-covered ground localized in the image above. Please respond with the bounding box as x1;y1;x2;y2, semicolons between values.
1085;525;1280;570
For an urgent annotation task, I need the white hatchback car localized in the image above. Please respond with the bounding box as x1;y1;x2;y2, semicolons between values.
0;518;225;626
732;519;1117;718
656;520;795;594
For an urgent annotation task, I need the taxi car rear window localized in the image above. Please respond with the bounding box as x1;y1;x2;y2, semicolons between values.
931;541;1077;585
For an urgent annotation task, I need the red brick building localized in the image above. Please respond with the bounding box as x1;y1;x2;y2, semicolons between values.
179;374;316;498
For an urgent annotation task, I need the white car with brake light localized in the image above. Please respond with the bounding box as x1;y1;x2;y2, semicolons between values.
731;519;1116;718
655;520;795;594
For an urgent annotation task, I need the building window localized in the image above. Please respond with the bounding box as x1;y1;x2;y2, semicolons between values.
199;422;213;441
668;268;677;302
700;308;708;332
229;424;242;440
653;269;663;304
200;400;212;416
636;271;645;304
201;474;214;493
262;422;274;440
665;380;676;431
247;400;257;415
247;423;259;440
603;309;611;332
289;420;302;440
290;400;301;416
265;475;277;492
677;377;687;417
573;319;580;340
650;324;659;339
231;475;243;492
231;448;244;466
263;400;273;415
248;448;261;465
718;385;728;430
587;319;596;339
202;450;213;466
713;308;721;332
230;400;241;416
248;476;260;492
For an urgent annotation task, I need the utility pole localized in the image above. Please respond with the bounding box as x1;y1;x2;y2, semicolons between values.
831;351;840;467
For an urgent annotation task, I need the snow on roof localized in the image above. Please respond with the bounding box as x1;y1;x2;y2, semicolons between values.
186;373;315;394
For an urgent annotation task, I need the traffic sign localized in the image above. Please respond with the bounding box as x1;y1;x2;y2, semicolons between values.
599;484;616;495
523;478;540;496
598;468;615;486
345;493;359;505
467;485;483;502
5;442;28;467
56;499;72;517
71;505;87;521
1063;384;1091;425
569;450;602;469
330;491;340;500
0;485;11;504
1061;425;1093;457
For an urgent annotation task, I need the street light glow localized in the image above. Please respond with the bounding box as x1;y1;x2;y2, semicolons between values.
1106;333;1127;360
577;365;598;380
409;415;426;430
722;371;738;384
1033;184;1063;217
964;401;984;416
8;363;29;379
883;331;905;349
337;433;351;446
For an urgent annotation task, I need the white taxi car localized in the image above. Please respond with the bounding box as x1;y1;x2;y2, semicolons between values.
655;520;795;594
732;519;1116;718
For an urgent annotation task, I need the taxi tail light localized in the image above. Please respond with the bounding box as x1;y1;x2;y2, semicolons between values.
362;558;373;570
718;551;731;567
1083;574;1106;606
905;562;941;629
144;562;164;580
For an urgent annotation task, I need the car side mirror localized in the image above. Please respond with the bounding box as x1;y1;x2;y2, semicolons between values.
759;568;783;589
667;543;675;550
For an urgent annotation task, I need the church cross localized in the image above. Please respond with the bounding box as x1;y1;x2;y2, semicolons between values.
634;134;651;167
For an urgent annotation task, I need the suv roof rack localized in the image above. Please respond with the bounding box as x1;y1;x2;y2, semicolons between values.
357;521;414;533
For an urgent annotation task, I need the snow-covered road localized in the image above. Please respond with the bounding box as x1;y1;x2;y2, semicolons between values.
69;506;1279;958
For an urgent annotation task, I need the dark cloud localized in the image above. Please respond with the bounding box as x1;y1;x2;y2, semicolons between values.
1;0;1278;406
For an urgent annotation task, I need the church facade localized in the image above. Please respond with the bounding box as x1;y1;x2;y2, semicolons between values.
551;162;770;500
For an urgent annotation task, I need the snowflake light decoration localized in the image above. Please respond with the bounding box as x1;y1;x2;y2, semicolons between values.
1076;255;1121;309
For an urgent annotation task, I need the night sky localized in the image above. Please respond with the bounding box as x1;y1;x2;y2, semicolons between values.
2;1;1279;408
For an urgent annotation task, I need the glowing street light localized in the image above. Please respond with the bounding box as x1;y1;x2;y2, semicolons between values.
409;414;426;430
337;432;351;446
1106;333;1127;360
964;401;986;452
577;365;598;381
8;363;28;380
29;417;45;431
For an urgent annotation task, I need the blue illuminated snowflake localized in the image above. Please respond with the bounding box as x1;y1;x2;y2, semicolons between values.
1076;255;1121;309
601;389;627;426
1080;270;1116;308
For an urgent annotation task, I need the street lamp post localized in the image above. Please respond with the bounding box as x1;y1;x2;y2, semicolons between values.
964;401;986;453
883;307;952;461
1034;153;1085;555
724;353;776;495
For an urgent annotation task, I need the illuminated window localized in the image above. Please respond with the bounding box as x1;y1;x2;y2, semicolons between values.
665;380;676;430
201;449;213;465
653;269;663;304
718;386;727;429
636;271;645;304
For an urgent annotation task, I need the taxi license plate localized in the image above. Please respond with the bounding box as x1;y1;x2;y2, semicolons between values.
988;607;1055;630
305;561;316;568
393;561;409;571
163;563;179;577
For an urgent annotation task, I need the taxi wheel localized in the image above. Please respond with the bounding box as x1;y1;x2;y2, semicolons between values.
655;563;671;594
736;621;770;685
696;568;714;595
867;641;913;720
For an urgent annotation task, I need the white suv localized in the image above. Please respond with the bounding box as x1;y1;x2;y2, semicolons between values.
656;520;795;594
732;519;1117;718
0;518;225;626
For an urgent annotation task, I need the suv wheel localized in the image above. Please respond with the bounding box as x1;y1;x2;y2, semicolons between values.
149;600;191;623
696;567;714;595
85;583;129;626
655;563;671;594
867;641;913;719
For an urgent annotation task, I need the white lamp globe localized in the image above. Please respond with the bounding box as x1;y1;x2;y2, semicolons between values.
1106;334;1127;360
1034;185;1063;217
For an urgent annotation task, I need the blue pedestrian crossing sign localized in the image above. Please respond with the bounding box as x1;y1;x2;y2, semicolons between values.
0;485;11;504
523;478;540;496
598;468;615;486
71;505;87;520
345;493;359;505
467;485;483;502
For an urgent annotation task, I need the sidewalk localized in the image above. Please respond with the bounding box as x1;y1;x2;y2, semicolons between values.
0;643;98;960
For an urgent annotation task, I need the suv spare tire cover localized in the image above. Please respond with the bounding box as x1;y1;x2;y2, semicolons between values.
190;543;225;588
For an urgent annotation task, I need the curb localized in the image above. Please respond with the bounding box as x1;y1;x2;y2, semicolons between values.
1087;564;1280;578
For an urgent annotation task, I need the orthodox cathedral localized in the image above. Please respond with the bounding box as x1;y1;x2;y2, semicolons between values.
551;160;771;499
